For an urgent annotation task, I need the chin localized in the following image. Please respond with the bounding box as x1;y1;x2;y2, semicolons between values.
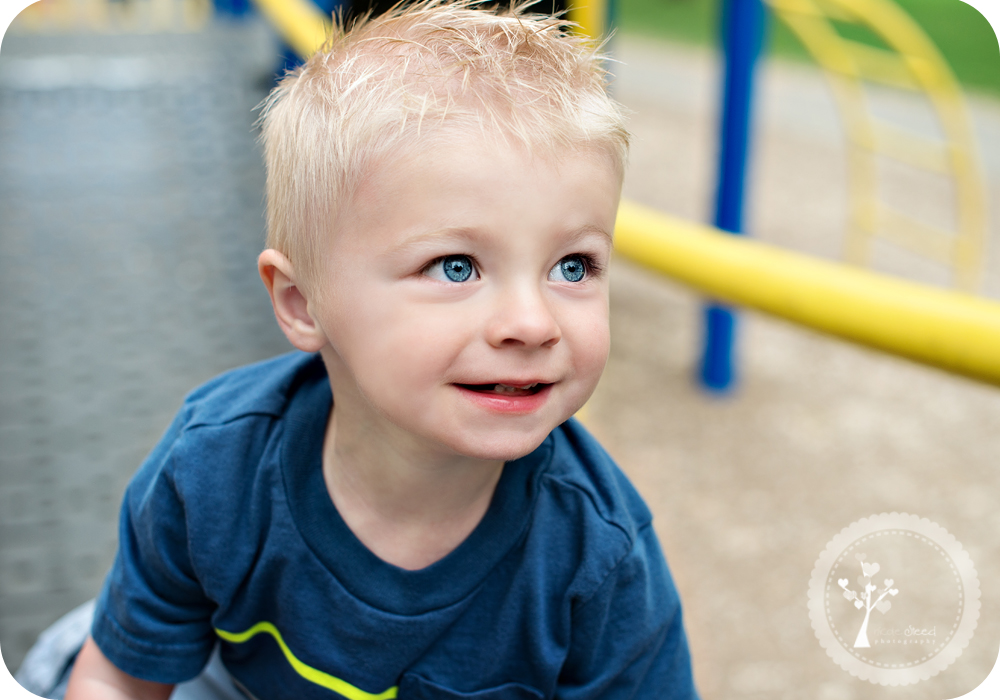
448;429;554;463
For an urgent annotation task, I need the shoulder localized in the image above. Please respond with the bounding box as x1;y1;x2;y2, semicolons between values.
179;351;322;428
125;351;324;512
156;350;327;489
541;417;653;540
528;419;658;601
121;353;327;592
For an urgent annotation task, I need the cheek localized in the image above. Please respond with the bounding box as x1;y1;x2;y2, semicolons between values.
581;324;611;380
333;291;471;388
564;298;611;378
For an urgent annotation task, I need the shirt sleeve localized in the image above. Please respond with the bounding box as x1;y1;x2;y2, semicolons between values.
90;411;217;684
556;522;700;700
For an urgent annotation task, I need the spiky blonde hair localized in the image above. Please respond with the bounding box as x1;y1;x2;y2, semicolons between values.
259;0;629;289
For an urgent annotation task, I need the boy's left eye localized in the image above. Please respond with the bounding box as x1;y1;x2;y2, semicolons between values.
548;255;589;283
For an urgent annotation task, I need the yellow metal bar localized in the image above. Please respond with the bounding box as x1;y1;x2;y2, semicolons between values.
614;200;1000;386
874;205;955;264
567;0;607;39
252;0;330;59
842;40;918;89
868;121;951;173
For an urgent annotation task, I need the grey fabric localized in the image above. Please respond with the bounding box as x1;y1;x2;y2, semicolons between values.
172;647;249;700
14;600;245;700
15;600;95;698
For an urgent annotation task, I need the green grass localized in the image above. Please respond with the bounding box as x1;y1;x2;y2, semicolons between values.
616;0;1000;97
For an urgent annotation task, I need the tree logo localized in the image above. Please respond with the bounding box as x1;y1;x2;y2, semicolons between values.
838;553;899;648
808;513;980;685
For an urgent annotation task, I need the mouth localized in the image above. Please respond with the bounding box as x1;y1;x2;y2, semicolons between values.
455;382;550;397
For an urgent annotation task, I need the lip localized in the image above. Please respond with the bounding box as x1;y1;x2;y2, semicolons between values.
454;382;554;414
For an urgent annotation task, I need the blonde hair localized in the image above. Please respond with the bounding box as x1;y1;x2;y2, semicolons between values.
258;0;629;289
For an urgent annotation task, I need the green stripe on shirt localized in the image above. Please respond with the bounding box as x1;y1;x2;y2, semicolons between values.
215;622;398;700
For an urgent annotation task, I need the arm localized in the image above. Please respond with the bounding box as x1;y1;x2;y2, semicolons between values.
557;523;699;700
64;637;174;700
82;413;218;691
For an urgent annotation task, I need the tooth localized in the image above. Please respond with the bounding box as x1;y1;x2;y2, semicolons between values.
493;383;537;392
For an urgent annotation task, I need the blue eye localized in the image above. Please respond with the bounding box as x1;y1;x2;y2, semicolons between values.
443;255;473;282
549;255;587;283
426;255;477;283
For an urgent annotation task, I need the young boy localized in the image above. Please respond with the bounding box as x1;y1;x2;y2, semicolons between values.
65;2;698;698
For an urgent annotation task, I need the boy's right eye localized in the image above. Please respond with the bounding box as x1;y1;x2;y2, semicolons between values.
424;255;479;283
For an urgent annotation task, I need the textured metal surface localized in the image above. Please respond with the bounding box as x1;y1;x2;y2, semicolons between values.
0;19;290;673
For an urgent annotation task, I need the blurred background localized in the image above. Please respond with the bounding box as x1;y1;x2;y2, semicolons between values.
1;0;999;699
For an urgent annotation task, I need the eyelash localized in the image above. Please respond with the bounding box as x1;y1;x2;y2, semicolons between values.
422;252;604;281
569;253;603;278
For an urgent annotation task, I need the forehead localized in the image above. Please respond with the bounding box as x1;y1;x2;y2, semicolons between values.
321;131;621;267
347;109;619;180
359;127;621;202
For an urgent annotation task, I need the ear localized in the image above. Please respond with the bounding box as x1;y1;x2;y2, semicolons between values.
258;249;328;353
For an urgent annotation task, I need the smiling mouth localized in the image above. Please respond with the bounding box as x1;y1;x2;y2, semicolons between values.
457;383;549;397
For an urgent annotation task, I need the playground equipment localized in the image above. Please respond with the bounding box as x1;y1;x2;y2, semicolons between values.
615;201;1000;387
699;0;766;391
566;0;612;39
254;0;330;56
698;0;990;391
569;0;994;389
767;0;988;294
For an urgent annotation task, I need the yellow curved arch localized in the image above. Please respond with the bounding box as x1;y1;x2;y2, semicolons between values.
215;623;398;700
765;0;988;292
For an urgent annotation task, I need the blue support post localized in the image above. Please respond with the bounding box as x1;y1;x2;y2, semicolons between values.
213;0;253;18
699;0;767;392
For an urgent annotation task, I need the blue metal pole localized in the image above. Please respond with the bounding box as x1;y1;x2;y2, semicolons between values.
213;0;253;18
699;0;767;392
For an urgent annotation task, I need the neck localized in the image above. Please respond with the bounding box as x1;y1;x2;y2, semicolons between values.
321;399;504;571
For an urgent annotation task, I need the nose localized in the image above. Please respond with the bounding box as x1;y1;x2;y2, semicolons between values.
485;285;561;349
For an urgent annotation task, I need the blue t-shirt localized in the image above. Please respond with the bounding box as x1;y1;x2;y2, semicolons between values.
92;352;698;700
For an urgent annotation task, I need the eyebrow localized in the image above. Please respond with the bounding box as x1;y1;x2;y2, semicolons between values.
385;227;482;258
571;224;614;244
389;223;613;258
